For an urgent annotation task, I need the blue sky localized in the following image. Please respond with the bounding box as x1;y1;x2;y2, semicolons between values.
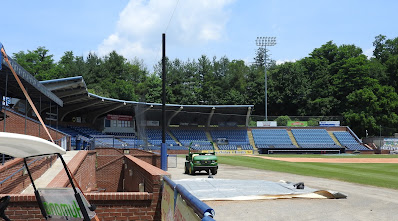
1;0;397;71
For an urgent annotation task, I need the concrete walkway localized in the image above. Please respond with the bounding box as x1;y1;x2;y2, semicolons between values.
21;150;79;194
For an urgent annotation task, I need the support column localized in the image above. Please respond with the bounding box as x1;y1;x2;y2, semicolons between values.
167;106;183;126
245;107;252;127
206;107;216;127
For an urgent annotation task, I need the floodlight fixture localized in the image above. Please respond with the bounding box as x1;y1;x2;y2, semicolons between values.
255;36;277;121
256;37;277;47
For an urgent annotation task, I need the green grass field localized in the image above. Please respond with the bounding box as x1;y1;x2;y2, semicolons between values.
252;154;398;158
217;155;398;190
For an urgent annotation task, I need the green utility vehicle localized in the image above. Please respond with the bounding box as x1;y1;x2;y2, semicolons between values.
184;142;218;175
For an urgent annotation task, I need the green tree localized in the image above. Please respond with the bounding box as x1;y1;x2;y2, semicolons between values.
13;46;57;80
343;84;398;136
275;115;291;126
268;61;310;116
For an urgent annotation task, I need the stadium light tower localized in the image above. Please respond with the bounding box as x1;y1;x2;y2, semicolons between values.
256;36;276;121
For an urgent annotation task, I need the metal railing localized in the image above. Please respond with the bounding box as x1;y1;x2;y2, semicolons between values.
0;156;46;185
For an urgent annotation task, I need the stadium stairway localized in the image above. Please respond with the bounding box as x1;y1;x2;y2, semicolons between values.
287;130;299;147
328;131;342;147
168;131;182;146
247;130;258;153
21;150;79;194
205;131;219;150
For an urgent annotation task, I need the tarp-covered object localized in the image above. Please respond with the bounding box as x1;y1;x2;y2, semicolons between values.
175;178;346;201
0;132;66;158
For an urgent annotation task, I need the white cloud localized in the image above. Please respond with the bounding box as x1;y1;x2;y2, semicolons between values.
97;0;234;70
276;59;297;65
364;47;374;59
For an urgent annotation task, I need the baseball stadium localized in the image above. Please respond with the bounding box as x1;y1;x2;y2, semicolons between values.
1;38;398;221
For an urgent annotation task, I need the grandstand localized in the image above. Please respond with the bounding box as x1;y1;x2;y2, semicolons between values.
252;129;297;150
291;129;339;149
146;129;177;146
210;129;251;150
171;129;210;146
333;131;370;150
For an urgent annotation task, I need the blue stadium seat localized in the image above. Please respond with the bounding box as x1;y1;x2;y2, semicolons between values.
210;130;249;146
333;131;370;150
171;129;211;147
292;129;339;149
252;129;296;149
146;129;178;146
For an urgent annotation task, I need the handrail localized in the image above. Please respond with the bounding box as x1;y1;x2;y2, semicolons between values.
346;126;362;143
0;156;46;185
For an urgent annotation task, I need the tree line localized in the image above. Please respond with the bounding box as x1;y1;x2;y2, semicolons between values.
12;35;398;137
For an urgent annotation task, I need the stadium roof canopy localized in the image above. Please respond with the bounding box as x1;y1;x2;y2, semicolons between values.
40;76;254;126
0;58;63;106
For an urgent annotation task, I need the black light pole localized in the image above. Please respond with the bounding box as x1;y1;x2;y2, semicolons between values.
161;33;167;170
255;37;276;121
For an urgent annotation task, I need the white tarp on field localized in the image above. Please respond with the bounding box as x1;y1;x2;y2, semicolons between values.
174;178;346;201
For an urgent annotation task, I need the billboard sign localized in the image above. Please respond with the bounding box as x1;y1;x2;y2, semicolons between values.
106;114;133;121
174;194;201;221
319;121;340;126
161;181;175;221
287;121;308;127
382;138;398;149
257;121;277;127
38;188;95;220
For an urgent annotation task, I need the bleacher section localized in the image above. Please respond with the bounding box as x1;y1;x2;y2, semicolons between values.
240;144;254;150
69;126;103;137
107;132;135;136
190;145;214;151
252;129;297;149
333;132;370;150
171;129;211;146
56;124;367;154
146;129;177;146
57;125;80;147
218;145;237;150
210;129;249;150
291;129;340;149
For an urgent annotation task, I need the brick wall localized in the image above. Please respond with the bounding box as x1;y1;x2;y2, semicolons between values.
95;148;161;192
96;148;124;192
1;148;170;220
0;193;156;221
123;155;170;220
47;151;97;190
74;151;97;191
0;156;56;194
0;109;70;148
0;194;43;221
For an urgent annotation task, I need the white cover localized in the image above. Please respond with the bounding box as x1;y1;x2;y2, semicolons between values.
0;132;66;158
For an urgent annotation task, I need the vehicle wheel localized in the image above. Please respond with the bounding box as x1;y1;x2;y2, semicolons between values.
184;164;189;174
211;168;217;175
189;166;194;175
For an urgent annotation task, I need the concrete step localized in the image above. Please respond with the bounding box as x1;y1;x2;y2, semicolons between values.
206;131;218;150
247;130;258;151
287;131;299;147
21;150;79;194
328;131;342;146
